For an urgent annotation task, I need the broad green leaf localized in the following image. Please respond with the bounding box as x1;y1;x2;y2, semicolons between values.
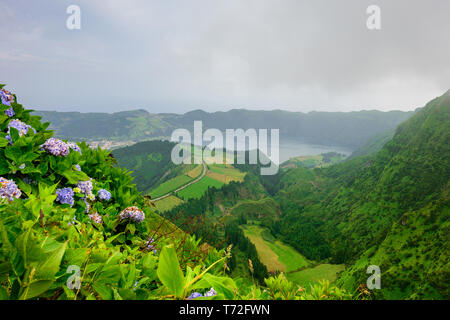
20;280;53;300
34;241;67;280
157;246;185;298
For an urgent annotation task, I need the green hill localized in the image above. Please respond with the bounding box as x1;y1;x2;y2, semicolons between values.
2;85;357;301
34;108;413;149
271;90;450;299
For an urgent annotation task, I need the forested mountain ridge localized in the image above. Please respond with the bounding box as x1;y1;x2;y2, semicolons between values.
34;108;413;149
270;90;450;299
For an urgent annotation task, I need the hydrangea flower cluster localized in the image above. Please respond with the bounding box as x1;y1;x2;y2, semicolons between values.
0;177;21;201
56;187;75;206
97;189;111;201
68;142;82;154
77;179;93;195
119;206;145;223
89;212;103;224
144;237;157;254
0;88;14;106
187;292;202;300
6;119;36;143
5;107;14;117
187;288;217;300
41;138;70;157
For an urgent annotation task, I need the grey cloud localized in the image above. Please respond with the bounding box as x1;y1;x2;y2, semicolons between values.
0;0;449;113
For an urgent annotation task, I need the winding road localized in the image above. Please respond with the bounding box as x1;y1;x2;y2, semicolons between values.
152;161;207;202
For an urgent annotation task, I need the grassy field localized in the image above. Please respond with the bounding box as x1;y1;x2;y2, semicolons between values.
151;163;245;202
186;165;203;178
242;225;310;273
286;264;346;288
206;164;246;183
177;176;224;199
149;174;193;198
154;195;184;212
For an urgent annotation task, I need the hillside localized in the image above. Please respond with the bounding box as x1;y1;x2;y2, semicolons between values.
270;90;450;299
0;85;355;301
34;108;413;149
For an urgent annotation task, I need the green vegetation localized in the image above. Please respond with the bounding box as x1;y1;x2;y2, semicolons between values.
0;85;355;300
154;195;184;212
150;174;193;198
35;108;413;149
267;90;450;299
177;176;224;200
287;264;345;288
242;224;309;273
6;84;448;300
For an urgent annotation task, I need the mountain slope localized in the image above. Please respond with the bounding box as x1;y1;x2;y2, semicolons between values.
271;90;450;299
34;109;413;149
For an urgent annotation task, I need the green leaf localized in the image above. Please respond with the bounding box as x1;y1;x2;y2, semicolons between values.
0;286;9;300
20;280;53;300
34;242;67;280
157;245;185;298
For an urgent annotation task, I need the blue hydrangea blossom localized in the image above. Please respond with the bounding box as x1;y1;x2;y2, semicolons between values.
89;212;103;224
6;119;36;143
56;187;74;206
68;142;82;154
0;177;21;201
0;89;14;106
5;107;14;117
97;189;111;201
41;138;70;157
119;206;145;223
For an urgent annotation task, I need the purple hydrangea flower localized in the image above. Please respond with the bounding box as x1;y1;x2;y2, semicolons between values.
144;237;157;254
41;138;70;157
0;89;14;106
74;164;81;171
0;177;21;201
77;179;93;195
97;189;111;201
5;107;14;117
56;187;74;206
88;212;103;224
68;142;82;154
188;292;203;300
119;206;145;223
204;288;217;297
6;119;36;143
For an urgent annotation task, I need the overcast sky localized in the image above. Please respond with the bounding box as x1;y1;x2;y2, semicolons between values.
1;0;449;113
